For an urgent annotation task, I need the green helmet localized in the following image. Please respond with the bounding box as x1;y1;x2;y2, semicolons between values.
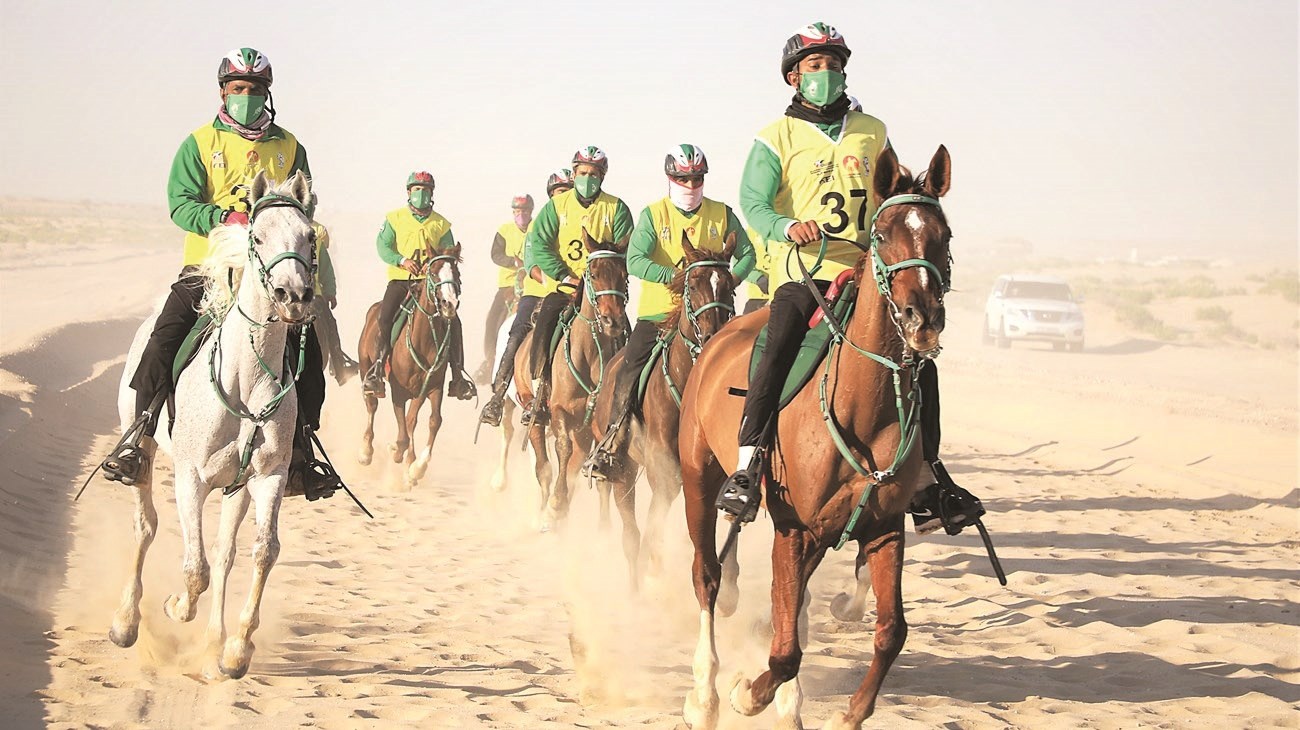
406;171;435;189
218;47;273;87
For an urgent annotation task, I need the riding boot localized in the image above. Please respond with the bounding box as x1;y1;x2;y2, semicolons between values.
363;340;389;398
100;391;167;485
581;366;638;480
445;317;477;401
479;330;525;427
909;459;985;535
330;345;359;385
716;444;762;523
287;425;341;501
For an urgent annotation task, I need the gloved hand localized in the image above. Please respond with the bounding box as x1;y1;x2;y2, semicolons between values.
221;210;250;226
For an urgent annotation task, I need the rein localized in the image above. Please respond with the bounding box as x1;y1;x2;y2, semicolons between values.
402;253;460;399
786;193;949;549
208;192;315;494
656;258;737;407
561;249;627;425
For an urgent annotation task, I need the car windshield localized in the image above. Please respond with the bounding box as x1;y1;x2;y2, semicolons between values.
1005;281;1072;300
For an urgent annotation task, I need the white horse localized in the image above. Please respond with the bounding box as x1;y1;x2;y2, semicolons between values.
109;171;316;680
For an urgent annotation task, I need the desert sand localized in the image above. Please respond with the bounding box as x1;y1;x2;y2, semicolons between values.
1;200;1296;729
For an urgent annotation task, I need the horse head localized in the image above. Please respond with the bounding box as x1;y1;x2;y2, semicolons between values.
674;230;737;344
421;242;462;319
247;170;316;324
866;145;952;355
580;227;629;337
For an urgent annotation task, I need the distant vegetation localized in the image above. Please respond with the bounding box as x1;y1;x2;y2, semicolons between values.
1258;272;1299;303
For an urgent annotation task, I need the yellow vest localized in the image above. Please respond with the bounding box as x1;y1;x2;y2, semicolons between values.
637;197;731;319
551;189;623;277
755;112;887;290
745;227;770;301
384;207;453;281
311;221;330;290
496;221;527;288
521;218;559;298
182;124;299;266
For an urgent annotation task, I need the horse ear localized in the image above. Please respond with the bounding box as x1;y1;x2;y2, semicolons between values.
723;230;737;260
582;227;596;253
249;171;269;205
681;230;698;259
449;241;462;259
873;146;901;201
614;234;630;255
924;145;951;198
290;170;312;207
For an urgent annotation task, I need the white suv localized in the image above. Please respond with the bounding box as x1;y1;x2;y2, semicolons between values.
983;275;1085;351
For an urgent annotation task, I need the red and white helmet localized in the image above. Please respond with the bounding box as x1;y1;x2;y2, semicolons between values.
546;168;574;196
780;23;851;80
218;47;273;87
511;194;535;210
572;145;609;174
664;144;708;178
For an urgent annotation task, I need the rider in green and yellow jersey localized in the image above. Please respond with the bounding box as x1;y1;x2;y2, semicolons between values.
742;226;772;314
363;171;476;401
104;47;339;499
716;23;985;536
582;144;755;480
479;194;534;380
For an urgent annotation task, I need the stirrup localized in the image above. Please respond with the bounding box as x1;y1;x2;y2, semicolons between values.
479;396;504;427
520;400;549;427
447;375;477;401
580;448;617;482
910;481;985;536
716;470;760;523
288;457;342;501
101;441;147;485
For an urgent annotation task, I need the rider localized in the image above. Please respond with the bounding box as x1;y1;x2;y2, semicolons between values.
103;47;338;498
716;23;985;536
478;151;635;427
582;144;755;480
308;193;360;384
742;226;771;314
363;171;476;401
479;194;534;381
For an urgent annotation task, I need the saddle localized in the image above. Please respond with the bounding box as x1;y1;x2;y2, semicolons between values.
748;270;857;410
171;312;216;386
389;288;420;349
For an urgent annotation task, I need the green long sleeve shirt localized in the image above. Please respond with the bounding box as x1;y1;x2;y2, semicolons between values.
165;118;311;236
524;195;635;281
318;247;337;298
626;205;757;285
374;213;455;267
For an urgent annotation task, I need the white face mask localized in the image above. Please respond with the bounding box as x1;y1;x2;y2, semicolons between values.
669;178;704;212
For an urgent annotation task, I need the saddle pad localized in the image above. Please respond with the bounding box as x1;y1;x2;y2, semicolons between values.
171;312;215;386
748;281;857;410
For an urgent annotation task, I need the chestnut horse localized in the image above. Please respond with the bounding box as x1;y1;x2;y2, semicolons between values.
589;232;738;581
678;145;953;730
356;244;463;489
516;231;629;532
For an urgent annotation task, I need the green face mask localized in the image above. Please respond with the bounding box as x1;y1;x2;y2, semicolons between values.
409;188;432;210
574;174;602;199
225;94;267;125
799;70;846;107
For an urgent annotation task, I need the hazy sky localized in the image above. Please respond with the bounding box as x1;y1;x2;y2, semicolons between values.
2;1;1296;258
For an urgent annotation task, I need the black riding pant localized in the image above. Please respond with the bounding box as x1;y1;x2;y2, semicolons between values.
611;318;662;419
483;286;512;365
529;293;573;381
376;279;411;356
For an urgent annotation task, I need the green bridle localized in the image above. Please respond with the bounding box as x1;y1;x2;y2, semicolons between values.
562;248;628;425
402;253;462;399
679;258;736;360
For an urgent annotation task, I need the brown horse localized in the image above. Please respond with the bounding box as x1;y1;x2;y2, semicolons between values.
520;230;629;532
356;244;463;489
589;232;738;581
677;145;953;730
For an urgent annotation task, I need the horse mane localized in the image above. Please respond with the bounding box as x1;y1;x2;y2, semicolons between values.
662;248;732;332
196;223;251;319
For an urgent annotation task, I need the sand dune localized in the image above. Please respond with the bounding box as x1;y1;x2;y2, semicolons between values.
1;215;1296;728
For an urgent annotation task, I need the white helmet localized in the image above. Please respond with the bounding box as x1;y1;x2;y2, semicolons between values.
664;143;708;178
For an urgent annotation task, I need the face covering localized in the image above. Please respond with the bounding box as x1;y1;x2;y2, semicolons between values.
409;188;432;211
668;179;704;212
513;210;532;228
574;174;602;199
225;94;267;126
798;70;846;108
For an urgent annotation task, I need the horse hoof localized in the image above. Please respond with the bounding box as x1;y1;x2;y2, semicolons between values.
830;592;864;622
683;688;720;730
220;639;254;680
163;594;194;623
357;450;373;466
717;584;739;618
109;622;138;648
820;711;860;730
729;675;763;716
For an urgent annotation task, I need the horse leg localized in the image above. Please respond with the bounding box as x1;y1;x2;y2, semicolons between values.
489;400;515;492
527;422;553;531
408;390;443;486
544;418;575;531
830;540;873;622
681;431;726;730
220;478;284;679
109;438;159;648
729;526;823;720
612;471;641;590
717;526;741;618
825;524;907;728
390;397;409;463
163;467;210;623
596;475;612;532
358;391;378;465
202;485;251;679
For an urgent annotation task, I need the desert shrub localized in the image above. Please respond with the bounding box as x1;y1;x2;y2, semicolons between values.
1259;273;1300;303
1195;305;1232;323
1114;301;1179;340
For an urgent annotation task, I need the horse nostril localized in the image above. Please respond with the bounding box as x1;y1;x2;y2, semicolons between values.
273;287;289;303
303;287;314;303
